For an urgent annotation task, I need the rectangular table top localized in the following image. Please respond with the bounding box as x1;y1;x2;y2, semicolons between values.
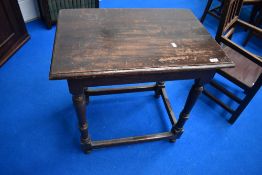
49;9;234;80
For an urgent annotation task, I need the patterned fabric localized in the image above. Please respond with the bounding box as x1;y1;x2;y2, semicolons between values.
47;0;97;21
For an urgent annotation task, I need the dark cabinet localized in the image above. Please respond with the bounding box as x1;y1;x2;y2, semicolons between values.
0;0;30;66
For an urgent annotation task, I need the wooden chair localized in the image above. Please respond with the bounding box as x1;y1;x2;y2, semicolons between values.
202;0;262;124
200;0;224;23
200;0;262;24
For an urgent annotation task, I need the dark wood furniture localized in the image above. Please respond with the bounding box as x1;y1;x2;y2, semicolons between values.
243;6;262;46
200;0;262;23
37;0;99;28
49;9;234;153
201;0;262;46
0;0;30;66
202;0;262;124
200;0;224;23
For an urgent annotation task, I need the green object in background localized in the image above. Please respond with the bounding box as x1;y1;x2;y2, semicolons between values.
47;0;98;22
37;0;99;28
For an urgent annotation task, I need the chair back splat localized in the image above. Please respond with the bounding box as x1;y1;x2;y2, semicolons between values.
216;0;243;42
216;0;262;66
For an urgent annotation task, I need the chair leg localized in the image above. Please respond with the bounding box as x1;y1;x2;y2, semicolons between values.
228;76;262;124
243;9;262;46
229;94;254;124
200;0;214;23
218;0;225;14
249;6;259;25
243;31;253;46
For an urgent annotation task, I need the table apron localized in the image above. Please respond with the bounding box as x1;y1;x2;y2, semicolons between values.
67;69;216;92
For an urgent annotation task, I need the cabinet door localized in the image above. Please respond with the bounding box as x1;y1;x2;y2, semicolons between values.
0;0;30;66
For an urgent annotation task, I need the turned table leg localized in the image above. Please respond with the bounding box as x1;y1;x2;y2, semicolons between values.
171;79;204;140
72;94;92;153
68;80;92;153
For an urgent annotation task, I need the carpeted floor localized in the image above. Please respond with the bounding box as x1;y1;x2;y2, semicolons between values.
0;0;261;174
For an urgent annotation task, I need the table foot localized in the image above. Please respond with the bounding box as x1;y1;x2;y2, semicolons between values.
81;135;92;153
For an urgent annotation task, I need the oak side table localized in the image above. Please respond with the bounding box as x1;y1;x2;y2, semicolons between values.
49;9;234;153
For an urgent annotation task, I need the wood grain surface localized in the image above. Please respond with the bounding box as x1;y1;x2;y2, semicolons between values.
49;9;233;80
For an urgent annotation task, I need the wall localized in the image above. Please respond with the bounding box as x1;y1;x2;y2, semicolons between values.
18;0;39;22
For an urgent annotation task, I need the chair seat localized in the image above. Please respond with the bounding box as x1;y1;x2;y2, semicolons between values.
220;46;262;88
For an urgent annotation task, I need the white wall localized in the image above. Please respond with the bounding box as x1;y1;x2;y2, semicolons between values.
18;0;40;22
